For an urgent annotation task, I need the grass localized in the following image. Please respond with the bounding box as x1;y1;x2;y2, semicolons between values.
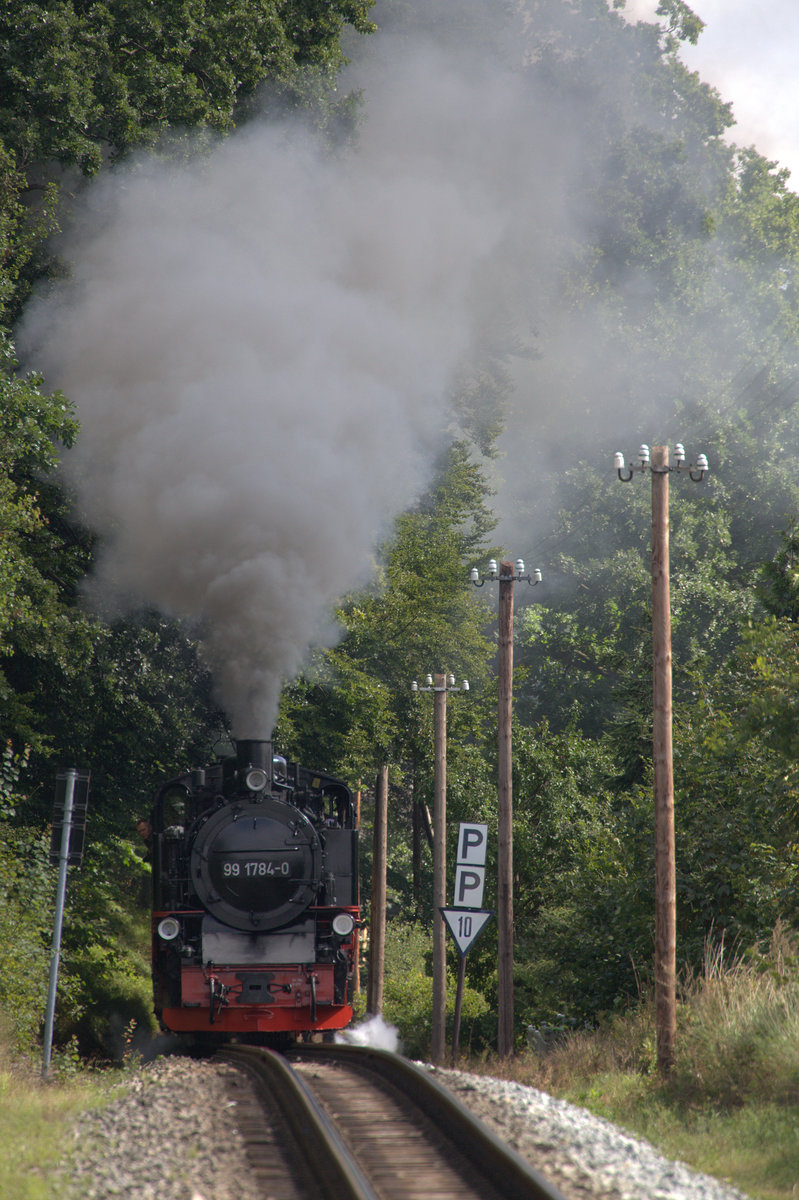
0;1038;122;1200
464;926;799;1200
7;927;799;1199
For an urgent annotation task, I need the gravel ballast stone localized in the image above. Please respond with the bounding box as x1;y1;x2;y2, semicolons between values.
429;1066;751;1200
59;1056;752;1200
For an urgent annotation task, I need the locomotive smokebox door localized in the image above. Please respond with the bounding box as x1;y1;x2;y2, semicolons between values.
190;799;322;931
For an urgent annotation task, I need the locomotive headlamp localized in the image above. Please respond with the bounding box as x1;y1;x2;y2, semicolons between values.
157;916;181;942
332;913;355;937
244;767;268;792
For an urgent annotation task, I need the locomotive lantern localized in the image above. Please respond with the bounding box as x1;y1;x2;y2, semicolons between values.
150;739;359;1042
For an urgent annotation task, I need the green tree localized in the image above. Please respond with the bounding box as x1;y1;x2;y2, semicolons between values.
0;339;86;744
13;612;226;836
0;1;375;169
0;823;54;1047
277;440;498;781
277;440;499;921
0;0;376;319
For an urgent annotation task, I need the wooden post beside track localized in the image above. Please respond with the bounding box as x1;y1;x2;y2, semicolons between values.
497;561;515;1059
431;674;448;1064
651;447;676;1075
367;765;388;1015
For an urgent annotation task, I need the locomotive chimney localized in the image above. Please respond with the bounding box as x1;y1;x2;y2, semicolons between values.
235;739;273;776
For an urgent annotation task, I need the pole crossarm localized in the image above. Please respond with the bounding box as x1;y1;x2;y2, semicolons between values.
614;443;709;483
412;673;470;694
470;558;542;588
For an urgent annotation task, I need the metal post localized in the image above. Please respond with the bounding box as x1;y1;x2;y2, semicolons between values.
451;954;467;1066
651;446;676;1075
367;764;388;1015
497;561;515;1058
431;673;447;1063
42;768;77;1077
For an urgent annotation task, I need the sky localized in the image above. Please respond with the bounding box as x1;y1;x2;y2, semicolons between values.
624;0;799;184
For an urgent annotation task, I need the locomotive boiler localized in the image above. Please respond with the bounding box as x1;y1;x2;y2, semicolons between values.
150;738;359;1042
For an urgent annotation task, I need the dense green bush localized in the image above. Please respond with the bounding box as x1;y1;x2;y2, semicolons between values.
0;820;156;1057
58;835;157;1057
0;824;53;1047
381;921;489;1059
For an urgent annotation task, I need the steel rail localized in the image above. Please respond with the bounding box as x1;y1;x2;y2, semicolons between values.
220;1045;379;1200
290;1043;569;1200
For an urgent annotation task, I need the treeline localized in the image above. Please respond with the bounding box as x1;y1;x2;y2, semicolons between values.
0;0;378;1056
3;0;799;1057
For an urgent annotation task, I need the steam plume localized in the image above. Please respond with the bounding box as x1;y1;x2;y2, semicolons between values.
20;109;503;733
19;0;767;729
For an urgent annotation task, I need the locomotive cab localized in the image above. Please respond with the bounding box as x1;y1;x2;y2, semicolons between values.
150;739;359;1042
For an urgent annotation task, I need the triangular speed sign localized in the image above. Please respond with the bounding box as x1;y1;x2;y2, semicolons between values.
440;908;494;956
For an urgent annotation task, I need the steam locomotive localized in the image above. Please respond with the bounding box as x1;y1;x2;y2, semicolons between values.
150;739;359;1042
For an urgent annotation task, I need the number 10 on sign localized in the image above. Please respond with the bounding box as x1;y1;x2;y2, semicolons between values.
440;907;493;957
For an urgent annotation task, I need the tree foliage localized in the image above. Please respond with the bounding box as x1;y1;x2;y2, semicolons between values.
277;441;498;782
0;0;376;170
0;0;376;1052
6;0;799;1057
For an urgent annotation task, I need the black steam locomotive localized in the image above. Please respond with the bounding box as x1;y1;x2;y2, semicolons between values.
150;739;359;1042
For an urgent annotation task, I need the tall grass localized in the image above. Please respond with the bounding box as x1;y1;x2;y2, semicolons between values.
463;926;799;1200
0;1028;117;1200
673;927;799;1107
471;925;799;1108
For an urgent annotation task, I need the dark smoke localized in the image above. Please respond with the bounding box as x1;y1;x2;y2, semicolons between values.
19;0;777;727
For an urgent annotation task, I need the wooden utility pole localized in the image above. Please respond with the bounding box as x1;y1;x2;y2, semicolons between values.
497;561;515;1059
353;784;362;997
412;671;469;1061
469;558;540;1059
614;440;708;1078
431;673;448;1063
651;446;676;1075
367;764;388;1015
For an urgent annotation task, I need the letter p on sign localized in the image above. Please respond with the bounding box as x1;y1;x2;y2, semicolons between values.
454;865;486;907
457;823;488;866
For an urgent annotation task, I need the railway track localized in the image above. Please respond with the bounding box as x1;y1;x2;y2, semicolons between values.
220;1043;568;1200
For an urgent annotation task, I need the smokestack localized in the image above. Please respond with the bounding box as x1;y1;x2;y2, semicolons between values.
235;739;273;773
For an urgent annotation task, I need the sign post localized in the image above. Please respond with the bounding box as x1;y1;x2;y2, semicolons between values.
42;769;90;1077
441;822;493;1064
